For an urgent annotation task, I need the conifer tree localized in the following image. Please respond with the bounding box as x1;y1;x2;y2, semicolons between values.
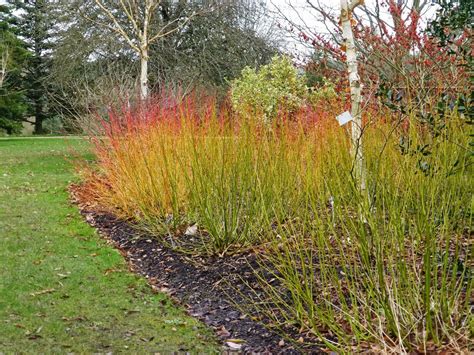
8;0;55;134
0;4;29;134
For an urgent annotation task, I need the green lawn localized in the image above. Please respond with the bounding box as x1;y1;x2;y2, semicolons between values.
0;138;218;352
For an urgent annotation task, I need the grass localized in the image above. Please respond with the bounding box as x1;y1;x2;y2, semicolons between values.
86;98;472;352
0;137;218;353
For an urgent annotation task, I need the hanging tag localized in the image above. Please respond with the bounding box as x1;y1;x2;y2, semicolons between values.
336;111;353;126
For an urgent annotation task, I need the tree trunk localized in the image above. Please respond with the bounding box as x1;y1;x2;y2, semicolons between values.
0;49;8;88
33;98;44;134
140;48;149;100
340;0;365;191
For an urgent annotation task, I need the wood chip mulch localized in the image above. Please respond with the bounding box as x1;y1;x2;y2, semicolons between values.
70;185;325;354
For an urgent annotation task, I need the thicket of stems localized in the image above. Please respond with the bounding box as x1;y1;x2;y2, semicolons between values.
86;97;472;351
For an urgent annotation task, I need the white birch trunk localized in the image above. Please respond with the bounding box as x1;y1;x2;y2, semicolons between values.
340;0;365;191
139;2;150;100
140;47;149;100
0;49;9;88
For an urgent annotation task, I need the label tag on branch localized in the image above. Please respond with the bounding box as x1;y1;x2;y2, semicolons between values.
336;111;353;126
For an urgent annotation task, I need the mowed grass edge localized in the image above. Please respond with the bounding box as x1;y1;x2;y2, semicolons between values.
0;138;218;353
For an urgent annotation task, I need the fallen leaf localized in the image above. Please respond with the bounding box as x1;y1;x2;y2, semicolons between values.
140;336;154;342
226;341;242;350
104;268;121;275
125;309;140;315
184;224;198;236
216;325;231;337
279;339;285;347
30;288;55;297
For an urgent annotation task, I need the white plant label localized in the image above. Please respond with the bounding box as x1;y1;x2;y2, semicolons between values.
336;111;353;126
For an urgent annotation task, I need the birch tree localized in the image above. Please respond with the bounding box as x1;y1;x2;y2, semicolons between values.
87;0;192;100
340;0;365;191
0;48;9;88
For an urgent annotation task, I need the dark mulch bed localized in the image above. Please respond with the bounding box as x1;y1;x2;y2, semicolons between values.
70;187;325;354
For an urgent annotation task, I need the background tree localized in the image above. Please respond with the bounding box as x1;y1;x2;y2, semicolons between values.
273;0;470;119
8;0;57;134
49;0;280;121
48;0;138;125
428;0;473;129
148;0;279;92
429;0;473;47
0;4;29;135
74;0;196;100
428;0;472;85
